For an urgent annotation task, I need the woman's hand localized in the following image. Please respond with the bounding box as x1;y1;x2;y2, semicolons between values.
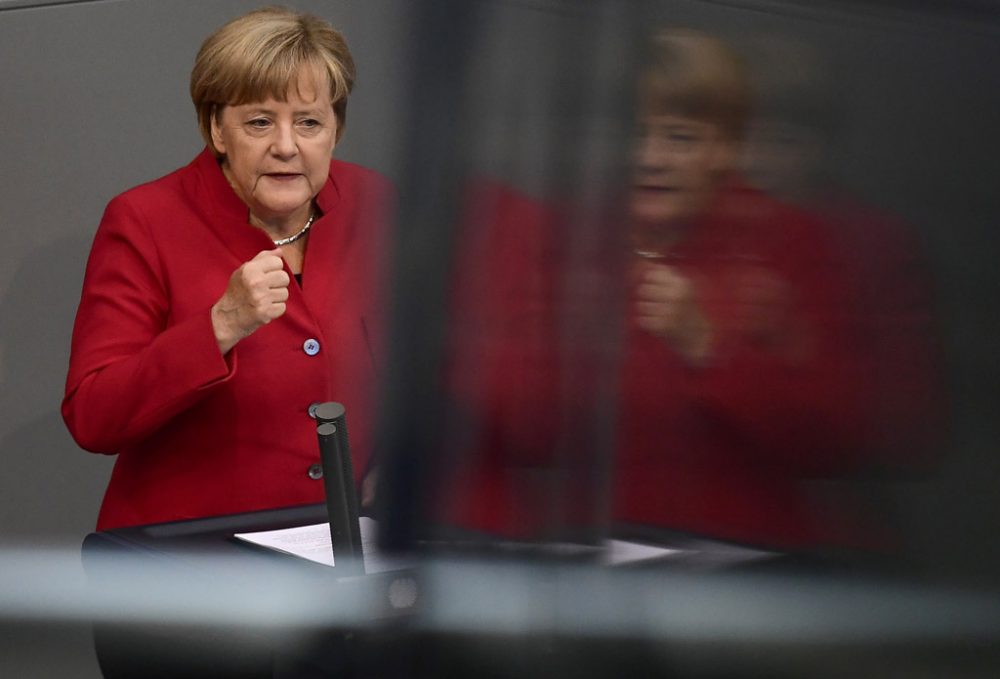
211;249;290;354
634;262;713;365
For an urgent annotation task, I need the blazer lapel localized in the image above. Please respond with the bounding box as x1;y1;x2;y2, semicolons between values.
300;162;344;316
185;147;276;265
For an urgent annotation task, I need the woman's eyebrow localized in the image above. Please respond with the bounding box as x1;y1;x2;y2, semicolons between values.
294;106;331;116
243;106;329;116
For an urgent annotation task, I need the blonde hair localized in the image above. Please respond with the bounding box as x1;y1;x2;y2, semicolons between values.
640;29;751;141
190;6;355;153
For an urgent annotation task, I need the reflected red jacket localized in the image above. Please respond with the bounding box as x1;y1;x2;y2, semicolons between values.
613;184;867;547
441;179;873;549
63;148;389;530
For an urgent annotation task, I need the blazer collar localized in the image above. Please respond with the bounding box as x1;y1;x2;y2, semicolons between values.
186;146;342;265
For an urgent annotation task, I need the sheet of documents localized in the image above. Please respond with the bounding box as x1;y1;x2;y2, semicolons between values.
234;518;413;573
234;522;336;567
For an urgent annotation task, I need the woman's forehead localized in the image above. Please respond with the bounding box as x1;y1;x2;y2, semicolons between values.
231;61;331;106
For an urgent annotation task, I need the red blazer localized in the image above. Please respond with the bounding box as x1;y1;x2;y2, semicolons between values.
439;179;874;549
613;183;868;548
63;148;390;530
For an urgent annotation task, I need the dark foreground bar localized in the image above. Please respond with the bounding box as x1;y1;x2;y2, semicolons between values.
47;504;998;678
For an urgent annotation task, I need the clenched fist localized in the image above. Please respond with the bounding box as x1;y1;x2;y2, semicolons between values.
211;249;290;354
633;261;713;365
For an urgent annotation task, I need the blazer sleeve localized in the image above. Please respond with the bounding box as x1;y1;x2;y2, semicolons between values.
62;194;236;454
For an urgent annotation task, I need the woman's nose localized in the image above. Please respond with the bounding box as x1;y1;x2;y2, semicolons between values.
270;123;298;158
636;135;671;172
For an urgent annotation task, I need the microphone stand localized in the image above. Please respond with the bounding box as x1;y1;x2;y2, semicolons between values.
314;402;365;577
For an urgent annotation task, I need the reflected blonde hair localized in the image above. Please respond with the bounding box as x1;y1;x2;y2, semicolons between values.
190;6;356;154
640;29;751;141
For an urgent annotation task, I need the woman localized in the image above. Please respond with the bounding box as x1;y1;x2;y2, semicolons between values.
63;7;390;530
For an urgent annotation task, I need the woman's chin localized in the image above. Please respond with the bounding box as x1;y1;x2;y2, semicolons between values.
252;198;313;223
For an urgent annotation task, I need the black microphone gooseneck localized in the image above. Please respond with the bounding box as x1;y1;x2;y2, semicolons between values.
314;402;364;576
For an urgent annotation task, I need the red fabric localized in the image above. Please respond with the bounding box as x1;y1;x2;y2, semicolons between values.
439;183;570;538
809;190;947;471
614;184;867;547
63;148;390;530
441;179;879;549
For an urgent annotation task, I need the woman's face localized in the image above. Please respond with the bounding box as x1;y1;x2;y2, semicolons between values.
631;114;736;226
211;69;338;226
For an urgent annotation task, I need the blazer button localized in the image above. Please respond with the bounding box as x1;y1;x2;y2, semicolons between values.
308;402;321;419
303;338;321;356
307;463;324;480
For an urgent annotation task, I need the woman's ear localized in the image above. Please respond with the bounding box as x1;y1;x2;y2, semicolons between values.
209;107;227;156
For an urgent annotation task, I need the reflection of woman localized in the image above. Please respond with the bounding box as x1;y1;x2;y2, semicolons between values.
618;32;861;547
442;30;870;551
63;8;389;530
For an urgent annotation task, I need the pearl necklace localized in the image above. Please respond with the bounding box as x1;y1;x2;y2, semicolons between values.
272;212;316;246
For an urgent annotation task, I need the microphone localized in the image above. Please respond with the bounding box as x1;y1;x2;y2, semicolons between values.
314;402;364;576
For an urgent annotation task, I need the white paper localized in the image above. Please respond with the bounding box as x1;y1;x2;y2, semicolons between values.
234;518;412;573
234;522;336;567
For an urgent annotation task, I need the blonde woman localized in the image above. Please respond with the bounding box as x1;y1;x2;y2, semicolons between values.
64;7;389;530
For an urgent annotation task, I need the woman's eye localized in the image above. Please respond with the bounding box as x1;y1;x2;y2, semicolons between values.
247;119;271;129
298;119;321;130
